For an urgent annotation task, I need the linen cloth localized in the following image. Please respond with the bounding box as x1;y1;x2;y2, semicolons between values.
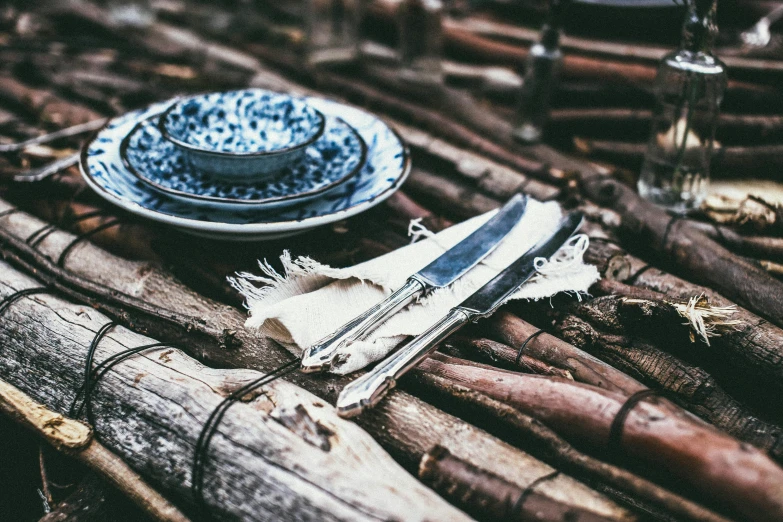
231;199;599;374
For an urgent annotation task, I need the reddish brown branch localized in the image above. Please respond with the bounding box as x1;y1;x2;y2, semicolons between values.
418;356;783;522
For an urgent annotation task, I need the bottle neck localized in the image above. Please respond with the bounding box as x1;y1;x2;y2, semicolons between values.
539;0;568;49
680;0;718;54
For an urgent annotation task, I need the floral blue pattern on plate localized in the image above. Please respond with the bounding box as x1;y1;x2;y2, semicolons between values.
122;113;365;209
160;90;326;177
80;97;410;241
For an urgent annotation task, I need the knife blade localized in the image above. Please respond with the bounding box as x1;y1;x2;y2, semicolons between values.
335;211;583;418
300;194;529;373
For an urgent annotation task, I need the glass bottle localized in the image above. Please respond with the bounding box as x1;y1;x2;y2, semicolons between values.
512;0;567;144
304;0;362;67
397;0;444;86
638;0;727;212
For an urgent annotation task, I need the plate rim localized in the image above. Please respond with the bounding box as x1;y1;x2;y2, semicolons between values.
120;112;367;207
79;98;411;235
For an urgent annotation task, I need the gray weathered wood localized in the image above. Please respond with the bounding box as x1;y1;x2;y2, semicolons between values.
0;200;631;521
0;260;472;521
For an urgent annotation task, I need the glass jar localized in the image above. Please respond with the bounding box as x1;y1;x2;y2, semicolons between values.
304;0;363;67
638;0;727;212
397;0;444;86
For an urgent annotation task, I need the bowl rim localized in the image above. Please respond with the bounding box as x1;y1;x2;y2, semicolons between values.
121;112;367;206
158;89;326;158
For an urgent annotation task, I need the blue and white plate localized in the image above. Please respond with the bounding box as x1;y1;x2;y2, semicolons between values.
122;113;366;209
80;97;410;241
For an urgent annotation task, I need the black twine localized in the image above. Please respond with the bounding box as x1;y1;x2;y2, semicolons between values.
68;321;171;429
57;219;122;267
0;287;51;316
607;389;661;454
191;359;299;511
508;470;561;517
515;329;545;367
625;264;653;285
661;214;683;250
26;211;108;249
69;322;117;420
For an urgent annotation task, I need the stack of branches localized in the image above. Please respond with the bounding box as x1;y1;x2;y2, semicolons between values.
2;1;783;521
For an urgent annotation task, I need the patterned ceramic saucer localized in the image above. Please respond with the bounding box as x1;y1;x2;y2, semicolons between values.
159;90;326;178
80;97;410;241
122;113;366;209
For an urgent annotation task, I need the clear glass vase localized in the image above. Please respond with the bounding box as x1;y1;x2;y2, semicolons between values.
638;0;727;212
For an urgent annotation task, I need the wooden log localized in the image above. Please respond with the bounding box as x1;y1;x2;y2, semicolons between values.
0;379;188;522
441;336;574;379
0;76;104;127
419;356;783;522
0;261;473;521
486;310;644;395
392;121;561;203
551;108;783;137
405;371;731;522
0;201;629;520
555;290;783;463
575;137;783;173
581;174;783;329
583;229;783;396
686;219;783;262
418;445;615;522
404;168;503;221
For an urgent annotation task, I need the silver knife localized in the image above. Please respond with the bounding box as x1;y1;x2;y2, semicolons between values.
336;211;583;418
300;194;529;373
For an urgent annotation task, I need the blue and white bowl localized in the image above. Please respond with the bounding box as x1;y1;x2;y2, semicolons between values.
122;113;366;210
159;89;326;178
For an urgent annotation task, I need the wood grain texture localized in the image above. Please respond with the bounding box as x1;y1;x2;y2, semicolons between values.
0;261;471;522
0;200;630;521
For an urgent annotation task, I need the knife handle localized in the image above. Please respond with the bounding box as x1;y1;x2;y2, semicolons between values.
336;308;470;417
300;277;426;373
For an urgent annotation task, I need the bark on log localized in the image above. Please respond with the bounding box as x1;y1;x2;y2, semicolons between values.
405;371;731;522
0;201;628;520
583;231;783;396
441;336;574;379
0;261;473;521
392;121;561;203
418;356;783;522
418;446;614;522
486;311;644;395
554;291;783;463
581;175;783;329
405;168;503;221
575;137;783;173
0;76;104;127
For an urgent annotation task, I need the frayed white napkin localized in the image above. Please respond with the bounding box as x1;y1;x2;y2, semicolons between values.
230;199;599;374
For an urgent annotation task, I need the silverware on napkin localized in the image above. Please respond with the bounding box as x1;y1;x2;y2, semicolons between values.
300;194;529;373
335;211;583;418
